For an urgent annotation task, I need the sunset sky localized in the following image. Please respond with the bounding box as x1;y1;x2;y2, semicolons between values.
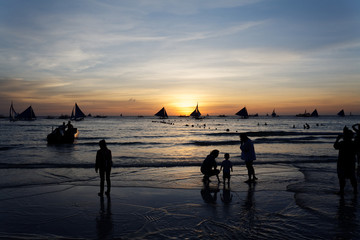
0;0;359;116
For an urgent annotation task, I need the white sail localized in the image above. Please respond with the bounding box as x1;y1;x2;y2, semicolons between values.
9;102;18;121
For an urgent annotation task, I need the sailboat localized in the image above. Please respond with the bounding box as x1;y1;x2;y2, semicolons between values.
235;107;249;119
70;103;86;121
337;109;345;117
296;110;311;117
271;109;278;117
154;107;168;119
9;102;18;121
310;109;319;117
17;106;36;121
190;103;203;119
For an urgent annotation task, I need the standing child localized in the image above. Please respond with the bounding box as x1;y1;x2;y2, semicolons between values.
220;153;233;185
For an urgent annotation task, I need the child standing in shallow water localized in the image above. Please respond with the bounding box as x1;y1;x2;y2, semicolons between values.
220;153;233;185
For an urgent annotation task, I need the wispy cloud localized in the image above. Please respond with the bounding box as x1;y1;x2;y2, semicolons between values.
0;0;359;115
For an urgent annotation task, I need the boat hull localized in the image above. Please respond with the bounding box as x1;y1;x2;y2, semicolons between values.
47;128;78;144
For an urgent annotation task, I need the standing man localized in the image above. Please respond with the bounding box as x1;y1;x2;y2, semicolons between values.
334;127;357;195
240;133;257;183
96;139;113;197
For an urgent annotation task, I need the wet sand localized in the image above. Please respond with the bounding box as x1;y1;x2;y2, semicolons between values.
0;165;359;239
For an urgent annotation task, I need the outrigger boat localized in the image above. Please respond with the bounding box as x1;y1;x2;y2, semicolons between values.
47;123;78;144
190;103;204;119
337;109;345;117
9;102;36;121
235;107;249;119
154;107;168;119
70;103;86;121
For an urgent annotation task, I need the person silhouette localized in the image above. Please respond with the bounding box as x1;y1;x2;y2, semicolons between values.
66;121;73;131
220;153;233;186
240;133;257;183
201;149;221;184
95;139;113;197
352;123;360;165
334;127;358;195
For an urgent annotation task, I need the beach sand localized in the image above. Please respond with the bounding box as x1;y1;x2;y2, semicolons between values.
0;165;359;239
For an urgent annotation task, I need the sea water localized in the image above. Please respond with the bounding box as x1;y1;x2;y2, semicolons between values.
0;115;359;239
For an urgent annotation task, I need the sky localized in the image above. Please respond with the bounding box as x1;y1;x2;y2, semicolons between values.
0;0;359;116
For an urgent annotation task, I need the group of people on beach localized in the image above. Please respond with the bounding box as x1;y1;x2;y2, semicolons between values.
93;123;360;198
93;133;256;197
200;133;257;185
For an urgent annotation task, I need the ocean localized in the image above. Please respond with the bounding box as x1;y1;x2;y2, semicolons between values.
1;115;359;239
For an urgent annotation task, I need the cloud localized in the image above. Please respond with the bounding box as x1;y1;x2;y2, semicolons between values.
0;0;359;115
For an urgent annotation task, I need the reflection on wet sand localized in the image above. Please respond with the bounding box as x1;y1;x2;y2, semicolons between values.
241;182;256;232
221;185;233;204
201;183;220;204
96;196;113;239
336;195;357;239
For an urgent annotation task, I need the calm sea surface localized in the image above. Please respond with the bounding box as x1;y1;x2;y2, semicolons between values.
0;115;359;187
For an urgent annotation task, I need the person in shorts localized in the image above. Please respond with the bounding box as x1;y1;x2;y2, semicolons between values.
220;153;233;185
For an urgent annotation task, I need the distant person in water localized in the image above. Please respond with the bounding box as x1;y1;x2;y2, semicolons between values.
201;149;221;183
240;133;257;183
220;153;233;185
334;127;357;195
352;123;360;165
95;139;113;197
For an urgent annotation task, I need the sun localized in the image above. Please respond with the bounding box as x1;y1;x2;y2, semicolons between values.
170;95;200;116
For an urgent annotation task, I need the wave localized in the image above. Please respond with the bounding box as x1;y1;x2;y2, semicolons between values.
190;140;240;146
205;131;339;137
79;141;164;146
0;144;24;151
189;137;331;146
0;156;336;169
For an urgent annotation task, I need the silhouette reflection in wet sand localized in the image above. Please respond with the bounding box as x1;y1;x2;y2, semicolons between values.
201;182;220;204
241;182;256;232
96;196;113;239
221;186;233;205
336;196;358;239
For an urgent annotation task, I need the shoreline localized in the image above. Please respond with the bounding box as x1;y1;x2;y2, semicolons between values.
1;164;359;239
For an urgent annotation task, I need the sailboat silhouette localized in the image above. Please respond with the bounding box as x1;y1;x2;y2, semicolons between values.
154;107;168;119
190;103;203;119
70;103;86;121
